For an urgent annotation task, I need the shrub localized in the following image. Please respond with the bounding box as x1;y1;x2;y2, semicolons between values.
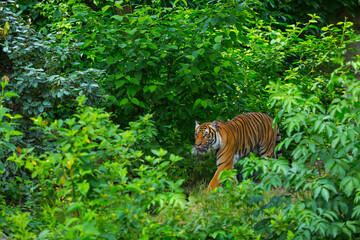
0;0;104;204
1;96;263;239
238;20;360;239
0;77;37;208
2;96;181;239
67;1;256;144
0;0;104;153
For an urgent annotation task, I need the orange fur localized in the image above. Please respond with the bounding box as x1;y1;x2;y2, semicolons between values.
195;112;281;191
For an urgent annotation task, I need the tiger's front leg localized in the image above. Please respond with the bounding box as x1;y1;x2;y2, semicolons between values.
206;156;234;192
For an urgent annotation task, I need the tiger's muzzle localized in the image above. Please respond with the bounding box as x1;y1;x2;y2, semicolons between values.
195;144;209;154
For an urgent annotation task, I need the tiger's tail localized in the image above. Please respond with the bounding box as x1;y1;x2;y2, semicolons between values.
275;126;282;158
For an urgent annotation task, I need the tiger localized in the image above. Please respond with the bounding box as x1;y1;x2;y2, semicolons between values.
194;112;281;191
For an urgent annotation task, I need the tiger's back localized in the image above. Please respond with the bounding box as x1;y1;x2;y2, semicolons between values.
219;112;280;160
195;112;281;191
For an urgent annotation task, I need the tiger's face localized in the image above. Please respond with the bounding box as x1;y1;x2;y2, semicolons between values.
195;121;217;154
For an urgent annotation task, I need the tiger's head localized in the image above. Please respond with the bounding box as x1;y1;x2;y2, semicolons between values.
194;120;221;154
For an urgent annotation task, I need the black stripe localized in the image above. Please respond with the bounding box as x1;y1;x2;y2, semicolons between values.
240;116;257;148
217;157;233;168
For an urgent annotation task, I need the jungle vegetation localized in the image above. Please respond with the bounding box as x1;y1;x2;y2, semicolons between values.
1;0;360;239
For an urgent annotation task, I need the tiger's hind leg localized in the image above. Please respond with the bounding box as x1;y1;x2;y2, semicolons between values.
259;128;278;159
259;143;276;159
275;127;282;158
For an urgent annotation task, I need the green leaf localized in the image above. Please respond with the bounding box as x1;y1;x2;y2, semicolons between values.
236;2;246;11
102;5;111;12
140;50;150;58
130;97;139;106
10;130;23;136
186;55;195;61
66;202;83;213
211;17;218;26
313;186;321;199
84;39;93;48
342;225;352;238
325;125;333;138
222;61;231;67
158;148;168;157
77;181;90;196
209;54;217;63
149;85;157;92
148;42;157;50
118;43;127;48
213;43;221;50
210;230;226;239
126;184;143;193
314;120;322;132
84;221;100;236
138;101;146;108
193;99;202;109
128;78;140;85
111;15;123;22
214;66;221;74
205;99;213;107
331;137;340;148
127;86;139;97
191;66;200;76
351;206;360;218
321;188;330;202
151;149;159;157
37;230;50;240
197;49;205;55
340;133;347;145
3;91;19;98
308;141;315;152
130;28;137;35
340;176;355;197
15;176;23;182
215;35;223;43
0;108;7;120
119;98;129;105
53;9;62;18
115;80;126;89
200;100;207;108
346;221;357;234
4;22;10;36
134;71;142;82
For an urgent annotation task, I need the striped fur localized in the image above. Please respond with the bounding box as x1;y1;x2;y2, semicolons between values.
195;112;281;191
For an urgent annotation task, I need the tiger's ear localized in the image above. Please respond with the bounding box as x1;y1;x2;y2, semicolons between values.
195;120;200;129
212;120;219;131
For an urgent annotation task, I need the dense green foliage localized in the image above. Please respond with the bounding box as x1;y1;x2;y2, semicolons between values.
70;1;254;144
1;0;360;239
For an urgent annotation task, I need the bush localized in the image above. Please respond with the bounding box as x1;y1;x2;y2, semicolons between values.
0;77;37;208
0;0;105;205
0;0;104;153
68;1;255;144
265;58;360;239
1;96;264;239
238;20;360;239
2;96;180;239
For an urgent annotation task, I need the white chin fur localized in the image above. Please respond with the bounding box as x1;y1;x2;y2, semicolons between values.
191;146;209;155
191;146;197;155
197;150;208;155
